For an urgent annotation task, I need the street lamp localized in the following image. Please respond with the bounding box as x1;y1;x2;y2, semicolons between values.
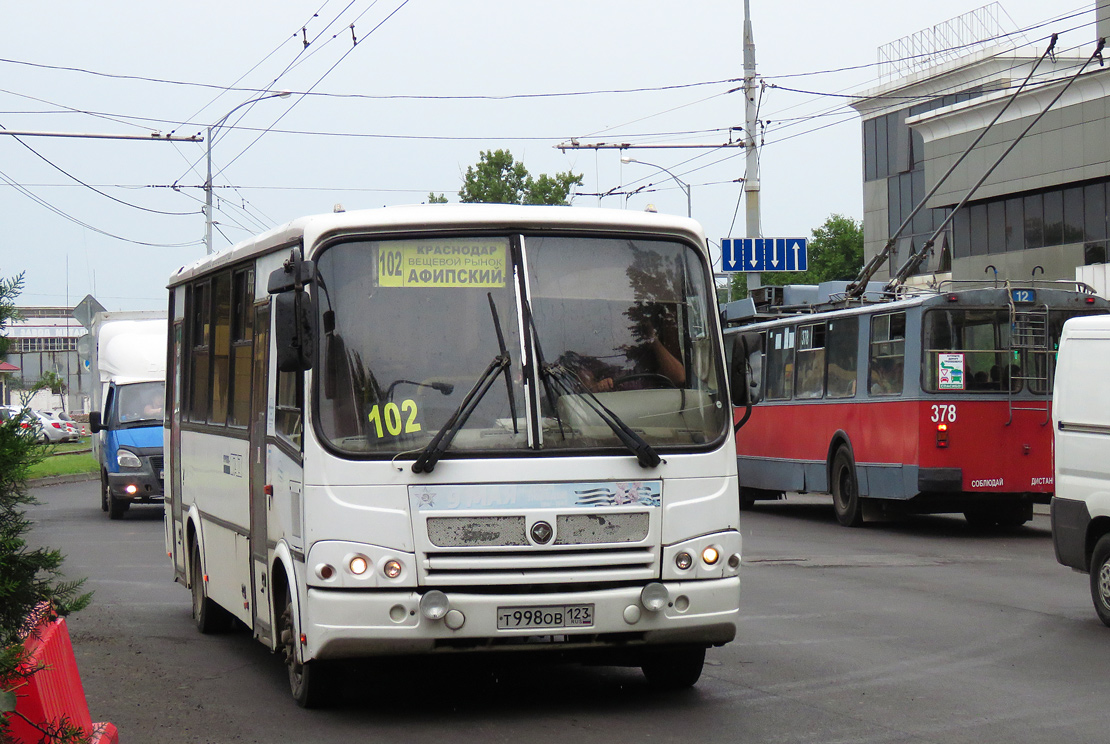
205;90;291;254
620;155;691;218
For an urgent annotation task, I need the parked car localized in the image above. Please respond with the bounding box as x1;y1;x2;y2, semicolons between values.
33;410;71;443
0;405;44;440
41;410;81;441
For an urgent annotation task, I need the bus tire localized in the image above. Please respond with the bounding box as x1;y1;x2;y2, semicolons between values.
100;470;109;512
831;447;863;527
640;645;706;690
281;585;333;708
190;541;228;634
1090;535;1110;628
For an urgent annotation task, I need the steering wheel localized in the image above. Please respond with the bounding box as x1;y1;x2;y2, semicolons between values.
608;372;679;390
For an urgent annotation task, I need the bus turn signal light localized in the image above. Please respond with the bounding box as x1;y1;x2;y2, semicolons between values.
936;423;949;448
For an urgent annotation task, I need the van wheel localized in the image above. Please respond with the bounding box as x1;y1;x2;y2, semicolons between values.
280;585;333;708
108;494;129;520
100;470;109;512
1090;535;1110;628
640;645;706;690
831;447;863;527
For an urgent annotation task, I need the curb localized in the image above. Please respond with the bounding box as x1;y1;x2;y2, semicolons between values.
28;472;98;488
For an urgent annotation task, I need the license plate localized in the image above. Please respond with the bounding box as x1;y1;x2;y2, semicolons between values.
496;604;594;630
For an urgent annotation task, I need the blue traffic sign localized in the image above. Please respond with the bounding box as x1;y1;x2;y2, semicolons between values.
720;238;807;272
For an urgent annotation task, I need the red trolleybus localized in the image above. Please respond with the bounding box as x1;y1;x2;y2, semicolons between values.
724;280;1109;527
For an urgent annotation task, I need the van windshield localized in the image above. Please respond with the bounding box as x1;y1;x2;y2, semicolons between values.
116;381;166;426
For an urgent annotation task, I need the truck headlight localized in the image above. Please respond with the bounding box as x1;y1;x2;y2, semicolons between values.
117;450;142;469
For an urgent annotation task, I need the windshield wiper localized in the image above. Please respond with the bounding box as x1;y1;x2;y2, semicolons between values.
411;293;517;473
542;362;662;469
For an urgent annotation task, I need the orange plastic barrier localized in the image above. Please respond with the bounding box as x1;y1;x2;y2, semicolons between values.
7;617;117;742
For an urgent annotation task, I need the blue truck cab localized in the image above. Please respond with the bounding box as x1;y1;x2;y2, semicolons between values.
90;379;165;520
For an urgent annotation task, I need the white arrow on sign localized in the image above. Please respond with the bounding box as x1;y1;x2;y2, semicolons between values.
727;240;737;269
748;239;758;268
770;238;780;268
792;240;802;269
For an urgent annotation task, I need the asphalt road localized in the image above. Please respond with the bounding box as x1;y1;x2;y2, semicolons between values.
24;480;1110;744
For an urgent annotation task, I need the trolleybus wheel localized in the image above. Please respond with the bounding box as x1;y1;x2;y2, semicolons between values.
1090;535;1110;628
280;585;333;708
640;645;706;690
190;541;228;634
100;470;109;512
831;447;863;527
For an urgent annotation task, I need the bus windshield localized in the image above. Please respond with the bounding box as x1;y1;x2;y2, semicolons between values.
314;233;727;456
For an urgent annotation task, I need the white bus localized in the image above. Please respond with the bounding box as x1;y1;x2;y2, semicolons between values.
165;204;741;706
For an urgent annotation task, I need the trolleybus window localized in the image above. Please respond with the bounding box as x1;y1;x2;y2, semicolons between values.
826;316;859;398
923;309;1018;393
868;311;905;395
766;327;794;401
794;323;825;399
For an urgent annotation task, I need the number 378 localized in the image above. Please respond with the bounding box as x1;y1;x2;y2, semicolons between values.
931;404;956;423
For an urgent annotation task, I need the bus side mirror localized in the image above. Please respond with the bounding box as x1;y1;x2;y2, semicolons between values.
88;411;103;434
730;332;763;407
274;291;316;372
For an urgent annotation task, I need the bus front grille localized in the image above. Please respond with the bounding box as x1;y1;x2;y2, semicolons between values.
420;545;659;586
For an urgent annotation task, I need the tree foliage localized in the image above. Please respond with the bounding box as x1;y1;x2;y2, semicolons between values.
458;149;583;206
727;214;864;298
0;273;91;741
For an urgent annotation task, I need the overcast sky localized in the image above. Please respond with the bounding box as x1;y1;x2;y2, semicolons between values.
1;1;1102;312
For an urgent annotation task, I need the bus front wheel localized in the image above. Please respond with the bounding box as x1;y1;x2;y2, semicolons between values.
831;447;863;527
640;645;706;690
1090;535;1110;628
280;586;333;708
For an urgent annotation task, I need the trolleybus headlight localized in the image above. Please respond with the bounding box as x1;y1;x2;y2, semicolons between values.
675;551;693;570
419;590;451;620
702;546;720;566
640;582;669;612
382;559;403;579
348;555;369;576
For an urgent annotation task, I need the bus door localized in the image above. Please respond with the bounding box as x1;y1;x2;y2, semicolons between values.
249;301;272;642
169;318;186;580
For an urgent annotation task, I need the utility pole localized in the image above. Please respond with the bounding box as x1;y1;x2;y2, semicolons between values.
743;0;762;297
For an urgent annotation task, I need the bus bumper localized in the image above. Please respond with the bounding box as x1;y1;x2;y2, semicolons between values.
302;577;740;661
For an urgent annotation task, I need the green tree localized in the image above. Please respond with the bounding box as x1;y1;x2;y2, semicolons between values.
0;273;91;741
426;193;448;204
458;149;583;206
728;214;864;298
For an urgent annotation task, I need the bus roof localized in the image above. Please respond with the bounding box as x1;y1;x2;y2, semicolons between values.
167;204;708;288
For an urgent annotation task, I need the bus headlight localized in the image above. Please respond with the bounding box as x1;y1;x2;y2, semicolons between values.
702;546;720;566
348;555;369;576
382;559;403;579
117;449;142;469
675;551;693;570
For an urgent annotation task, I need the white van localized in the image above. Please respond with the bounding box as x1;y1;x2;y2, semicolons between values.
1052;313;1110;627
